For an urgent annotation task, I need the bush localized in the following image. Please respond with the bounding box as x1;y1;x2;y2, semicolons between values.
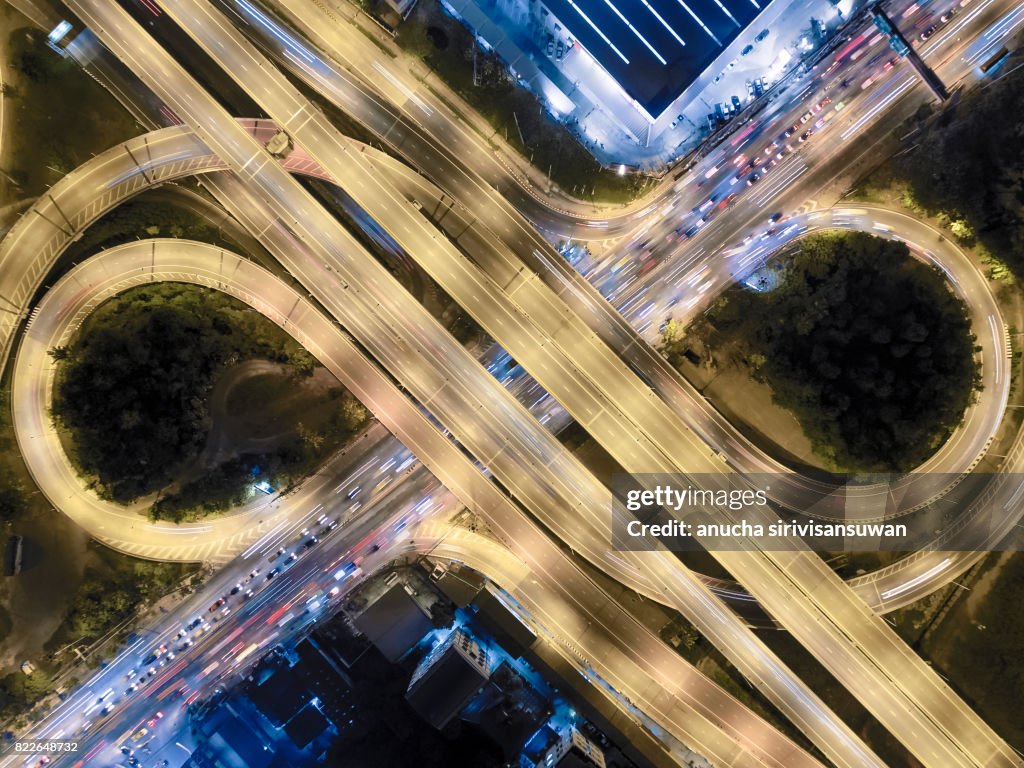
51;284;313;502
893;59;1024;275
680;232;980;471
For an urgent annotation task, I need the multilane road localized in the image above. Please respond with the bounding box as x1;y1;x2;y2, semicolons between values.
11;238;827;768
140;3;1020;766
33;2;890;763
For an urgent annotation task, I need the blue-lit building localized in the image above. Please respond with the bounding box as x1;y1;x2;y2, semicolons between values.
441;0;800;148
537;0;765;119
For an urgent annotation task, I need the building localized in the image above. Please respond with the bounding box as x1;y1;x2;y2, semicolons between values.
521;725;570;768
442;0;798;148
283;703;333;750
406;629;491;729
570;726;609;768
184;704;274;768
353;582;433;662
248;666;311;727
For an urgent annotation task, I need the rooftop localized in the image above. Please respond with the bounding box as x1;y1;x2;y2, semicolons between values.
544;0;767;118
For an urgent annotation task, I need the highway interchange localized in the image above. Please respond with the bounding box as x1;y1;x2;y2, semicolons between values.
1;0;1024;765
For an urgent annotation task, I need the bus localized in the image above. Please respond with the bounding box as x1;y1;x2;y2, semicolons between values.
980;47;1009;74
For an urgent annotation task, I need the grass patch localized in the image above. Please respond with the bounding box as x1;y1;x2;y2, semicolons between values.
0;544;199;724
2;26;140;199
51;283;331;506
662;231;980;472
915;553;1024;750
151;379;369;523
62;197;245;263
853;55;1024;279
0;605;12;645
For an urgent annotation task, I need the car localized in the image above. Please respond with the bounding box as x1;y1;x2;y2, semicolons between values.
147;667;156;677
179;639;194;650
799;111;813;123
126;668;137;679
798;130;811;142
220;606;231;617
275;547;286;558
130;726;149;742
746;173;760;186
166;651;175;661
266;568;280;580
244;588;254;599
147;711;164;728
303;537;319;549
920;24;937;40
187;617;202;630
125;684;138;695
768;212;783;223
284;553;298;565
209;597;226;612
121;746;134;756
142;653;157;665
175;628;187;639
230;583;242;595
248;568;260;580
741;44;753;55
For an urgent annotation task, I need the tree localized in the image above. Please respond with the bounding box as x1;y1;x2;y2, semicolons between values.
700;232;979;471
0;488;24;524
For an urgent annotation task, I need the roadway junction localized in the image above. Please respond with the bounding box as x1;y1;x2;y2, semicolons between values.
1;0;1023;766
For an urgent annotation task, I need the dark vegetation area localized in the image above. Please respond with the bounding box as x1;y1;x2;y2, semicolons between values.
62;197;244;264
393;1;646;203
1;26;139;199
922;553;1024;750
51;284;367;518
0;542;197;722
890;60;1024;276
664;232;979;471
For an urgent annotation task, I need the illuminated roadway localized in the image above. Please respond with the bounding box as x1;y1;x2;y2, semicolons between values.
9;238;829;768
6;1;1015;765
0;3;1015;765
128;2;1021;765
226;0;1020;550
18;1;892;760
0;114;1018;608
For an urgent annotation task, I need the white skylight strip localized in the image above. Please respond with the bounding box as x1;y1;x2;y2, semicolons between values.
565;0;632;63
672;0;721;43
637;0;687;47
710;0;741;27
601;0;668;64
748;0;761;10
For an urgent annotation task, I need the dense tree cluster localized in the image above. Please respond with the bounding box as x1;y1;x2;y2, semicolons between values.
52;284;315;503
675;232;979;471
894;57;1024;273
